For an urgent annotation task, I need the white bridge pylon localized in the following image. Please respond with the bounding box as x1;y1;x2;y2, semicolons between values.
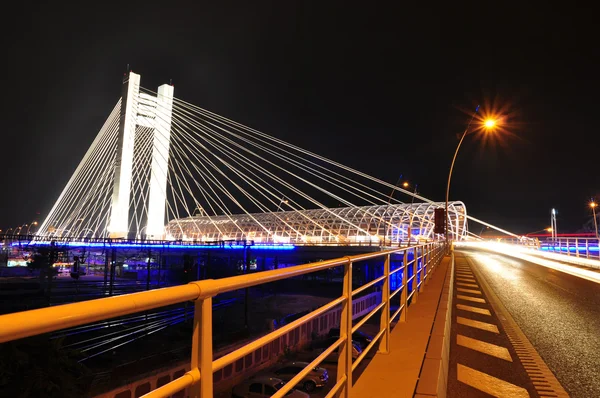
37;71;473;243
109;72;174;239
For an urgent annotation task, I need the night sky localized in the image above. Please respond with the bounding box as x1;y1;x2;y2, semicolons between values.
1;3;598;235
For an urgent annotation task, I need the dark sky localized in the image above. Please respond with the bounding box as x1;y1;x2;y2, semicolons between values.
1;2;598;235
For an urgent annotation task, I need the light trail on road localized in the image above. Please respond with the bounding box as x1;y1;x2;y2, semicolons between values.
461;249;600;398
456;241;600;284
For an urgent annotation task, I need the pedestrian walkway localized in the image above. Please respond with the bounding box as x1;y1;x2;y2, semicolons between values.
351;256;451;398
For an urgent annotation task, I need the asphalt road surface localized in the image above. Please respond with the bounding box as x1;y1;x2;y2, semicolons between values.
461;249;600;398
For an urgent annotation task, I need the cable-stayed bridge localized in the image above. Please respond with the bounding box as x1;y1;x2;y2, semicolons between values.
3;72;597;398
35;71;471;245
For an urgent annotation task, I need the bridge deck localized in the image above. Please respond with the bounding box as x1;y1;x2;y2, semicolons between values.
352;256;451;398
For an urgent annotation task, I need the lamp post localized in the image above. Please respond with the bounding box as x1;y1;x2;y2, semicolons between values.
276;197;289;212
445;106;498;250
379;175;404;246
524;227;553;236
591;202;598;239
26;221;38;235
550;208;557;241
15;224;28;235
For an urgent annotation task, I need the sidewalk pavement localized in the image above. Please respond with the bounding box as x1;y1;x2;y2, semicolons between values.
351;256;451;398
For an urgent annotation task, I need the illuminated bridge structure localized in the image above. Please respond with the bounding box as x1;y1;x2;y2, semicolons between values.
166;202;467;245
32;71;476;244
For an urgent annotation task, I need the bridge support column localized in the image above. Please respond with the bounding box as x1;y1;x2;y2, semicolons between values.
146;84;174;239
109;72;140;238
108;71;174;239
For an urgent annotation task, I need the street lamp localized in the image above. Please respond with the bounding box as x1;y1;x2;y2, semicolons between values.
15;224;28;235
590;200;599;239
276;197;289;212
550;208;557;241
26;221;38;235
404;182;419;204
445;106;498;248
524;227;552;235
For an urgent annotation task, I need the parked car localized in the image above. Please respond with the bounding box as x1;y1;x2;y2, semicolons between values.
232;376;309;398
310;336;362;362
270;361;329;392
327;327;373;350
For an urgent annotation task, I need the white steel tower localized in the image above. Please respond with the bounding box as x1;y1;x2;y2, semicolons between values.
108;72;174;239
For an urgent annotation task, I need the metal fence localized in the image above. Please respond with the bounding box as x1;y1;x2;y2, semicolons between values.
539;237;600;260
0;241;445;398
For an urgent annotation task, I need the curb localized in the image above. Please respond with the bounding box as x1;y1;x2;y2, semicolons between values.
414;252;454;398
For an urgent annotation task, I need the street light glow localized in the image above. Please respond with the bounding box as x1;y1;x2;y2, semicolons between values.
484;119;496;129
591;201;597;208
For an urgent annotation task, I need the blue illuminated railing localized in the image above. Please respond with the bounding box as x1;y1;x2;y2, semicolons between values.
539;237;600;260
0;242;445;398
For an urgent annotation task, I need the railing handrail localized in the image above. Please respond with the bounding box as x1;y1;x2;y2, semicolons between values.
0;241;445;398
0;243;428;344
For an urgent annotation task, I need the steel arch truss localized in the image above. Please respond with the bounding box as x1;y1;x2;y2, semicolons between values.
165;201;467;245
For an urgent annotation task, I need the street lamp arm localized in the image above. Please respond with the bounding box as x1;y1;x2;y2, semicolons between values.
445;107;479;245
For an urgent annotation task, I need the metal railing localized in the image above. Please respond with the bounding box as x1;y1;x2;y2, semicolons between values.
539;237;600;260
0;241;445;398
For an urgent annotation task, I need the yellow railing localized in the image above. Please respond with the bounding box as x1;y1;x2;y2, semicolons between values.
0;242;445;398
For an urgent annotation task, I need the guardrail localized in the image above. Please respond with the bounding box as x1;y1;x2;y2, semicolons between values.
0;241;445;398
539;237;600;260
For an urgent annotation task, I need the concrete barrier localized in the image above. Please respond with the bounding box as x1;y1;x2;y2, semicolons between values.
414;252;454;398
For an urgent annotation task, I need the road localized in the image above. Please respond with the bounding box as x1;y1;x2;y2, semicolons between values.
461;249;600;398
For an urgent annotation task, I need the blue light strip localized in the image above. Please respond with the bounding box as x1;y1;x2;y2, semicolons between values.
11;241;296;250
540;246;599;252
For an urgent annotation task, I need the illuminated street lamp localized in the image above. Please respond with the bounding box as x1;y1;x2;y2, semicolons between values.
402;181;419;204
15;224;28;235
484;119;496;129
26;221;38;235
445;106;499;249
525;227;553;235
276;197;289;212
550;208;558;241
590;200;599;239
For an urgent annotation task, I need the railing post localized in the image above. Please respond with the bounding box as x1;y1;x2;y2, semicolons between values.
412;247;419;303
337;259;353;397
400;250;408;322
378;254;390;354
586;239;590;259
420;246;426;290
190;296;213;398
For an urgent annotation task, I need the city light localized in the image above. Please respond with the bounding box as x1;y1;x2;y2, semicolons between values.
484;119;497;129
12;240;296;250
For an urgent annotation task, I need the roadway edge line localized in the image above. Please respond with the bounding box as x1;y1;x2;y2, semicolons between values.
463;252;570;398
